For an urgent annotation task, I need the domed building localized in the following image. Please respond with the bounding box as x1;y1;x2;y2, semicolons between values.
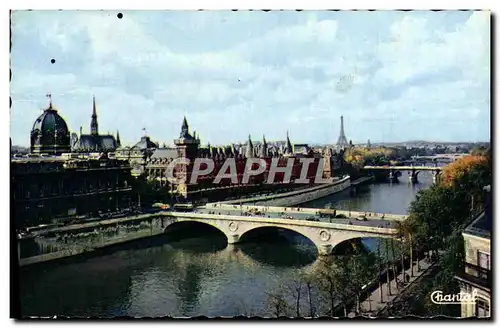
30;99;71;155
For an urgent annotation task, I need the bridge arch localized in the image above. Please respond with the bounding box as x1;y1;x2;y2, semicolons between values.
238;225;319;253
160;213;404;256
330;235;402;255
162;219;229;244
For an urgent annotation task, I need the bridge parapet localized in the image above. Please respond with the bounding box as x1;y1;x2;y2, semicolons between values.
170;212;399;235
205;203;408;222
363;165;442;171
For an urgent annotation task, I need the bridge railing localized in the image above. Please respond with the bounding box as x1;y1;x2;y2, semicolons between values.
205;203;408;221
363;165;441;171
170;212;399;235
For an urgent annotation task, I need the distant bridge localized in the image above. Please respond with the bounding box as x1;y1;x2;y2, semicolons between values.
363;165;442;171
362;165;443;183
412;153;469;161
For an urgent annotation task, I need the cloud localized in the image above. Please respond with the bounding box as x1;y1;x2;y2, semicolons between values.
10;10;490;147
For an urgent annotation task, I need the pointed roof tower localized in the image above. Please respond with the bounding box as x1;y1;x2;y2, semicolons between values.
245;134;254;158
179;116;194;140
116;130;121;147
90;96;99;136
259;135;268;158
285;130;293;155
336;115;349;148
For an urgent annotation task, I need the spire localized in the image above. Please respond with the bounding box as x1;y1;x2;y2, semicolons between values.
92;96;97;117
80;126;83;136
245;134;254;158
116;130;121;147
90;95;99;136
193;130;197;140
231;143;237;157
285;130;293;155
336;115;349;148
260;134;268;158
45;93;53;109
179;116;192;139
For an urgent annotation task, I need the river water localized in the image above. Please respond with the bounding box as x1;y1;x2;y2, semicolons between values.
19;171;435;318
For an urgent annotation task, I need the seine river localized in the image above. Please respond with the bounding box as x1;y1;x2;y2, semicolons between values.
19;171;434;318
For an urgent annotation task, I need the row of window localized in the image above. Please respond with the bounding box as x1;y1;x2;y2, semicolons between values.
14;179;130;199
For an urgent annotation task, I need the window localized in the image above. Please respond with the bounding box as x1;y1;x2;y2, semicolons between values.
476;298;490;318
478;251;490;270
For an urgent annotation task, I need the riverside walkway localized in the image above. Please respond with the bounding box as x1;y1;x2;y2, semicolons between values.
348;259;433;317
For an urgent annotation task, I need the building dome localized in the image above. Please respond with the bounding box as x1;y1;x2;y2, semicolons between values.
30;103;71;154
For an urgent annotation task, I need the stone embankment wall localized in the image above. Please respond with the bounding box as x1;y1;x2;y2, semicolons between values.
218;176;352;206
18;214;172;267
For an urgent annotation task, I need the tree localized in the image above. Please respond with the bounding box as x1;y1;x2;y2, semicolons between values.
471;145;489;157
408;185;470;257
397;220;416;277
266;284;291;318
383;238;392;296
300;270;317;318
376;239;384;303
400;152;491;318
440;155;490;190
315;256;351;317
286;273;303;317
344;252;378;315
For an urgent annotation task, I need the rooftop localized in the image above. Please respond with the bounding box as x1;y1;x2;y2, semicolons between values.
464;211;491;240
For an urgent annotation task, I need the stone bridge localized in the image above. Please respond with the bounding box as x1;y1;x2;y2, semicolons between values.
19;205;406;266
363;165;443;183
164;211;401;255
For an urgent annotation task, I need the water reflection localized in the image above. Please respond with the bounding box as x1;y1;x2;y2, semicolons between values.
303;172;434;214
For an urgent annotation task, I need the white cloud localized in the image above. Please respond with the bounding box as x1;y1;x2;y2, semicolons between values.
10;11;490;146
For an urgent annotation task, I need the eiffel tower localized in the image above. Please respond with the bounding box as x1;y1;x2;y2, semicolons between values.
336;115;349;148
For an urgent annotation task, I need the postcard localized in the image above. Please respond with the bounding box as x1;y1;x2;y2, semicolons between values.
10;10;491;320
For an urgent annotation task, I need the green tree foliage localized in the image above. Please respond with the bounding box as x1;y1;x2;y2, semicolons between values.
344;252;379;314
408;185;470;255
131;174;171;207
390;152;491;317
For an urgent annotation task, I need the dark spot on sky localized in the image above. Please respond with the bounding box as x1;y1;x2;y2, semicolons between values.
238;79;241;82
117;13;123;19
50;58;56;64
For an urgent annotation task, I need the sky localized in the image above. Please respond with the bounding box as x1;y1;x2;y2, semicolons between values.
10;10;490;147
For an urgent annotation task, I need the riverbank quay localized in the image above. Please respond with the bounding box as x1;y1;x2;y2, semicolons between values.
346;259;434;318
217;176;352;206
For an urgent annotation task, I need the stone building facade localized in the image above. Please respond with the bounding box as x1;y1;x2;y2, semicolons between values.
131;117;345;201
13;97;135;230
455;185;491;318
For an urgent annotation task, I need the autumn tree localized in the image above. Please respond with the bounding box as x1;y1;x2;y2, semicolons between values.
394;152;491;317
440;155;490;188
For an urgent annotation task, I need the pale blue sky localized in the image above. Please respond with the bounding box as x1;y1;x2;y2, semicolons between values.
10;10;490;146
